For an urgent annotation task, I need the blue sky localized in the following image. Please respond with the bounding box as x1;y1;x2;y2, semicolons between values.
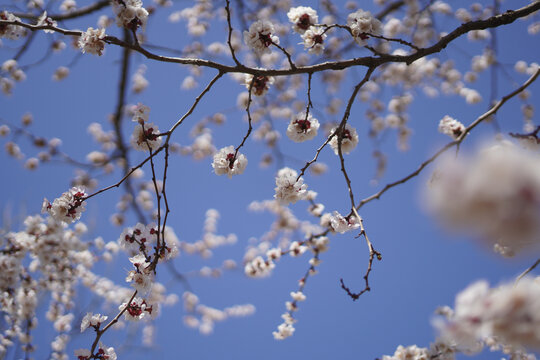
1;0;540;359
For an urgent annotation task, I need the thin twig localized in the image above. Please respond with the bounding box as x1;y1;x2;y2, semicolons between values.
225;0;241;66
340;212;381;301
89;291;138;355
235;75;254;155
13;0;110;21
517;258;540;283
271;41;296;70
356;68;540;210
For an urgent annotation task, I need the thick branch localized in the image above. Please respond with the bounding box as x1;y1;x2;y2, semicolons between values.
13;0;110;21
3;1;538;76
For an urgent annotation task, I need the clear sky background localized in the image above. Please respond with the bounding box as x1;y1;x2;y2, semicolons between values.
1;0;540;359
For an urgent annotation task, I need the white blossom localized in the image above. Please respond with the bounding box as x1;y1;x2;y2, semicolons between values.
329;124;359;155
286;112;319;142
0;12;26;39
288;241;307;257
36;11;57;33
78;27;106;56
290;291;306;301
60;0;76;12
243;20;279;55
437;278;540;352
273;322;295;340
120;296;155;321
74;349;91;359
381;345;430;360
131;122;162;151
438;115;465;139
529;22;540;35
301;27;326;54
347;9;382;46
96;343;117;360
287;6;318;34
427;141;540;257
52;66;69;81
132;65;148;93
244;256;274;277
80;313;108;332
42;187;87;224
112;0;148;29
211;146;247;178
274;167;308;205
131;103;151;123
329;211;360;233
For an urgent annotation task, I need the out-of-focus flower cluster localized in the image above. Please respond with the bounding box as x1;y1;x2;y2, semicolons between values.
427;141;540;257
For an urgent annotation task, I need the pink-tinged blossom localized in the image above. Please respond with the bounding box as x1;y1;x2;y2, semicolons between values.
286;112;320;142
78;27;106;56
301;27;326;54
287;6;318;34
243;20;279;55
438;115;465;139
347;9;382;46
329;124;359;155
131;122;162;151
212;146;247;178
41;187;87;224
274;167;308;205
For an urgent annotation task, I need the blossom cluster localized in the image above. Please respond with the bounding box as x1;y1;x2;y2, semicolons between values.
182;291;255;335
112;0;149;30
78;27;106;56
274;167;308;205
438;115;466;139
130;104;162;151
286;112;320;142
243;20;279;56
0;11;25;39
42;187;87;224
1;0;540;357
347;9;383;46
328;124;359;155
211;146;247;178
427;141;540;257
287;6;326;54
436;278;540;354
